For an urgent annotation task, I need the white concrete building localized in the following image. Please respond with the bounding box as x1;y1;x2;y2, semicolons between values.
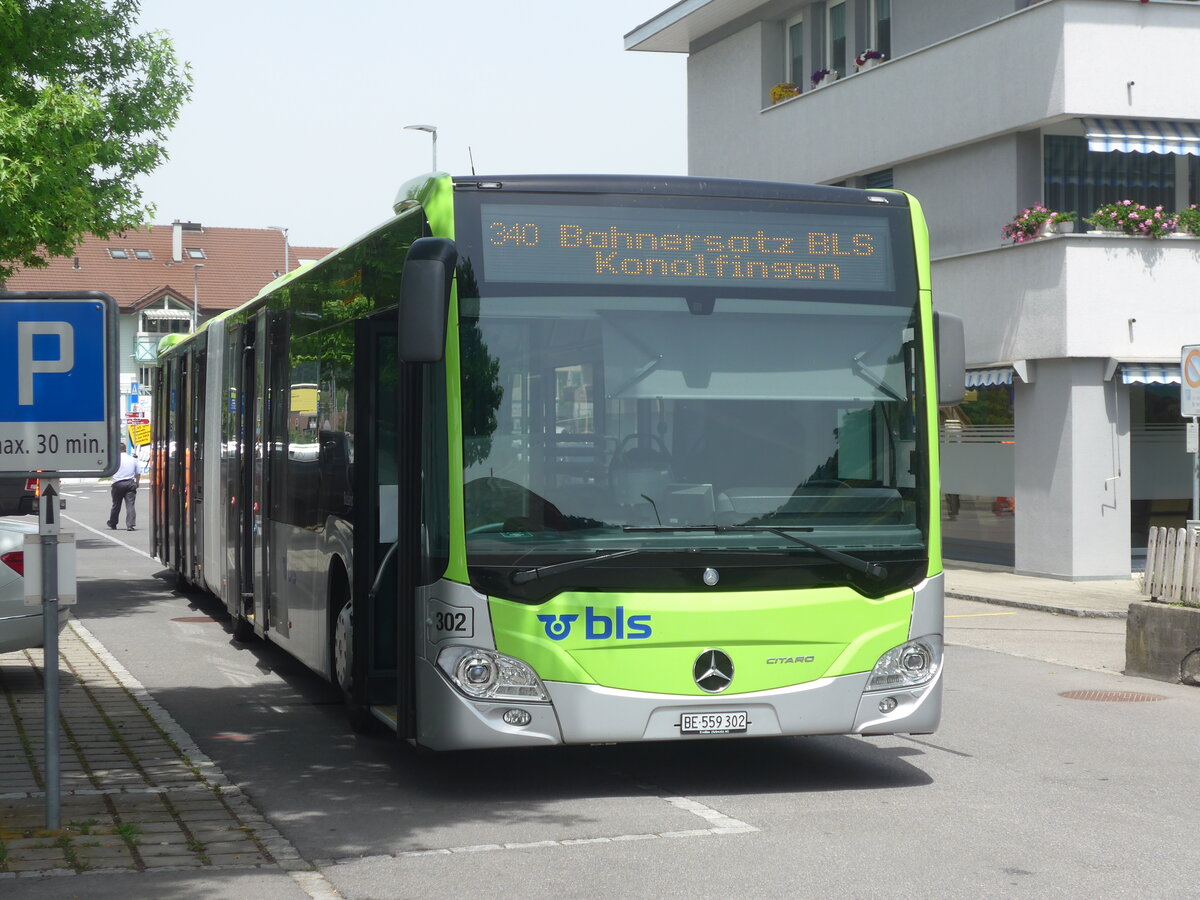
627;0;1200;580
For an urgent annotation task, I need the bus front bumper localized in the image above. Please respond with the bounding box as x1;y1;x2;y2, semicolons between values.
415;660;941;751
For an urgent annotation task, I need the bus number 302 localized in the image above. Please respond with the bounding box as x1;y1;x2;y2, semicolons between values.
434;611;470;633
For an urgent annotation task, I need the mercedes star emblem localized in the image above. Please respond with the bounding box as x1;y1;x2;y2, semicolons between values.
693;649;735;693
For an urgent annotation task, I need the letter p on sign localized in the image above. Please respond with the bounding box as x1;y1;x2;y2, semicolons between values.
18;321;74;406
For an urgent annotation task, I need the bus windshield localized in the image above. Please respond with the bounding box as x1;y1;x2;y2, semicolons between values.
455;192;928;599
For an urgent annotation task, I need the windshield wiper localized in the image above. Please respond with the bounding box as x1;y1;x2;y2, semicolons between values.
511;548;641;586
758;527;888;581
851;351;905;403
622;524;888;581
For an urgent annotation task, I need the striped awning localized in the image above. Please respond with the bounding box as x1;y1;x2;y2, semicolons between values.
142;308;193;320
1119;364;1181;385
965;367;1014;388
1082;118;1200;156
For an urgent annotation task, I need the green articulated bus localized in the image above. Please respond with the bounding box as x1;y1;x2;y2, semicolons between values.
151;174;965;751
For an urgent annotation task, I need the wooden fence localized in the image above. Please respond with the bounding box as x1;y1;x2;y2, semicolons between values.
1143;526;1200;605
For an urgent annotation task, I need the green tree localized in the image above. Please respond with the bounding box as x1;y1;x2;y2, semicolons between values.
0;0;191;279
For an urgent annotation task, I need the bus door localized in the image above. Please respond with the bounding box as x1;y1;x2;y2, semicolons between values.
168;353;186;574
353;317;414;734
233;317;265;631
185;341;206;584
265;311;289;639
150;364;168;563
223;322;244;618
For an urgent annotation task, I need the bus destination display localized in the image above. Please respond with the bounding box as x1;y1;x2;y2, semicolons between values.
481;203;895;292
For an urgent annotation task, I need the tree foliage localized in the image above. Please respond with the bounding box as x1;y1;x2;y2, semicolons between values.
0;0;191;279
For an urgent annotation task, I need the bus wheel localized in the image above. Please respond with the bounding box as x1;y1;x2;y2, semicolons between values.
333;600;354;693
333;598;375;733
231;611;255;643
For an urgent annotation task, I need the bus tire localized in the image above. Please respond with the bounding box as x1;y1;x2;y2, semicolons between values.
330;570;378;734
333;598;354;695
231;611;255;643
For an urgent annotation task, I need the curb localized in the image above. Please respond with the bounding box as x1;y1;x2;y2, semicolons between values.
945;591;1128;619
1;620;339;897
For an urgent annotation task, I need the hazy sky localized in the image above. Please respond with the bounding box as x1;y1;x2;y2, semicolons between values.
134;1;687;249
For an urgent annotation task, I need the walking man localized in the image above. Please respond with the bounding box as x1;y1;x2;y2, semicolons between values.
108;442;140;531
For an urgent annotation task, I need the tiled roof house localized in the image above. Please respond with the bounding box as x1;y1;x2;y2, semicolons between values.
4;221;334;421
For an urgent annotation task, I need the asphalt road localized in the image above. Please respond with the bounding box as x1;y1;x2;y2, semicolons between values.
33;481;1200;898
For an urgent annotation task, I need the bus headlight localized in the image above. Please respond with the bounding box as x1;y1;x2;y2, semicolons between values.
865;635;942;691
436;646;549;702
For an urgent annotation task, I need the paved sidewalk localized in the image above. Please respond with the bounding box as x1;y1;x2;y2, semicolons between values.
944;560;1142;618
0;619;313;884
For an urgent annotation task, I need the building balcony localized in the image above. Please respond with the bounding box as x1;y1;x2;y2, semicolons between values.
932;231;1200;367
692;0;1200;184
134;332;170;363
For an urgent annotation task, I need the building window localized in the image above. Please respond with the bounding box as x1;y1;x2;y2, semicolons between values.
872;0;891;59
941;385;1016;565
108;248;128;260
828;2;847;76
865;168;894;189
1191;156;1199;205
1044;135;1176;217
134;249;153;260
140;310;192;334
787;14;805;86
186;248;206;259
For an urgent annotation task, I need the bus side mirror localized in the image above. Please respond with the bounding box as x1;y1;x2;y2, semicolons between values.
398;237;458;362
933;311;965;407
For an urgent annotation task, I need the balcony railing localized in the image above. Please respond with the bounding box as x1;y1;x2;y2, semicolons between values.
933;232;1200;366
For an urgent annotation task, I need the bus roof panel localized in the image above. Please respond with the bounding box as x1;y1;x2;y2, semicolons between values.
451;174;908;208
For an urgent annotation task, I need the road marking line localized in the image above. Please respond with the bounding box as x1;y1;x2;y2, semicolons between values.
64;513;156;561
946;611;1019;618
321;822;755;868
316;795;758;869
662;794;757;831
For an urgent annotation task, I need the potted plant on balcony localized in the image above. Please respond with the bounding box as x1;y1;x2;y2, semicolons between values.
1001;204;1076;243
810;68;836;88
854;49;886;72
1086;201;1177;237
1174;204;1200;236
769;82;801;104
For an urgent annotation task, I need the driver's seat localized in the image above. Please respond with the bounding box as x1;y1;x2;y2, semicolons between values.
609;434;672;507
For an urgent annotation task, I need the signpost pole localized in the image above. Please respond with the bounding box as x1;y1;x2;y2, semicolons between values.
1182;345;1200;533
1194;417;1199;529
39;478;61;830
0;291;119;830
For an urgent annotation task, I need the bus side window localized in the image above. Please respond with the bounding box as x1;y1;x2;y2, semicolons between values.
319;430;353;519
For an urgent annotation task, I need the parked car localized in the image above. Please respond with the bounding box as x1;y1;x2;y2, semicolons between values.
0;518;67;654
0;476;37;518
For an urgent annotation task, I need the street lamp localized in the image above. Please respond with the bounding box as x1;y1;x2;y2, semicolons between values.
269;224;289;275
404;124;437;171
192;264;204;332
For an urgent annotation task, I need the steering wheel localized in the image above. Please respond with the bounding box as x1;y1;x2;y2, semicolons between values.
614;433;671;460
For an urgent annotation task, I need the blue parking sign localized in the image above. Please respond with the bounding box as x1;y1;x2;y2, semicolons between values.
0;292;119;477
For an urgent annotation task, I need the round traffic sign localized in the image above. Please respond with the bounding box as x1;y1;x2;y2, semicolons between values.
1185;348;1200;389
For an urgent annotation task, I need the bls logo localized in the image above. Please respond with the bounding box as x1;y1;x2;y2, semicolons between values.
537;614;578;641
537;607;652;642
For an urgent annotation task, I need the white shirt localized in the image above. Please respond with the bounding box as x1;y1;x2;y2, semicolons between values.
112;453;140;483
